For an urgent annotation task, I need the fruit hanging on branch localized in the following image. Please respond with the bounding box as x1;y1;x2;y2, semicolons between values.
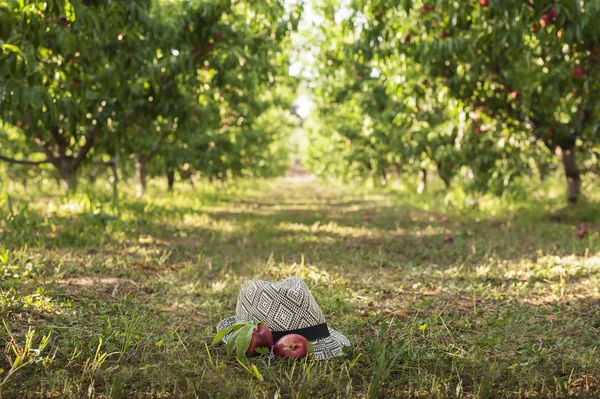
573;67;585;79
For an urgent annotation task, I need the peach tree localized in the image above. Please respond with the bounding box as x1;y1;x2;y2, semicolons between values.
307;0;600;201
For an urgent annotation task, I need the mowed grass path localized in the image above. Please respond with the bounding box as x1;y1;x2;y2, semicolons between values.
1;178;599;398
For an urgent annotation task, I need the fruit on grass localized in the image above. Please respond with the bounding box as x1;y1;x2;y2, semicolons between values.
273;334;309;359
246;323;273;356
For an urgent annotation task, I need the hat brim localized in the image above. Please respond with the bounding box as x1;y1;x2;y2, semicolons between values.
216;316;351;361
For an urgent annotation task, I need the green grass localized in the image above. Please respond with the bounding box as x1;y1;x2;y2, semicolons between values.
1;176;599;398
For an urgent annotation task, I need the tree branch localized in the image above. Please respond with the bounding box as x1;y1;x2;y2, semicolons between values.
0;154;57;166
523;0;536;12
34;133;57;161
49;125;68;155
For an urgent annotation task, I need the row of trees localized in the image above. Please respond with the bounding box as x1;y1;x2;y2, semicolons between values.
0;0;302;195
305;0;600;202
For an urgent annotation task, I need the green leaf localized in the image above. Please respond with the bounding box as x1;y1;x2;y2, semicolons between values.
226;326;246;357
211;325;235;346
255;347;270;355
1;43;22;55
211;322;247;346
251;364;264;381
235;323;255;361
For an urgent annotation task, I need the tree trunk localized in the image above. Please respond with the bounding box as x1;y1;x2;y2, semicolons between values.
558;145;581;203
110;157;119;201
393;163;402;181
437;162;451;190
417;168;427;194
537;159;550;182
55;159;78;192
379;168;388;186
135;152;148;197
167;169;175;192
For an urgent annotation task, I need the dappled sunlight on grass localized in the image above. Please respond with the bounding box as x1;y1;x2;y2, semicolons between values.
2;178;600;397
278;220;382;238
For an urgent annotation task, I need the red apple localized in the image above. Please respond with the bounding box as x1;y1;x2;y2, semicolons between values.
246;323;273;356
444;235;454;244
577;227;588;240
403;34;411;43
509;90;520;100
205;43;214;52
213;31;223;42
184;23;191;32
548;7;558;19
273;334;309;359
420;5;432;13
441;215;450;223
479;0;488;6
573;66;585;79
363;215;372;222
73;78;82;88
59;16;69;27
539;14;551;28
440;31;450;39
475;127;482;135
532;23;541;34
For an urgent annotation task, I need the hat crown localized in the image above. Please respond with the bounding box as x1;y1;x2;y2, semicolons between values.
235;276;326;331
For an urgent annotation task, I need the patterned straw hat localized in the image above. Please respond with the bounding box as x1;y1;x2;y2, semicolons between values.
216;276;350;360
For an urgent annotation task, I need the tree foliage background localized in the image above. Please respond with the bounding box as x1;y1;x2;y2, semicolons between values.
302;0;600;203
0;0;302;194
